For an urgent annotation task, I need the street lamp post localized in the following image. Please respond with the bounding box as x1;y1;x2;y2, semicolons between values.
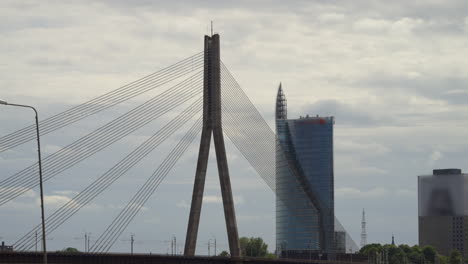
0;100;47;264
208;239;212;256
211;235;216;256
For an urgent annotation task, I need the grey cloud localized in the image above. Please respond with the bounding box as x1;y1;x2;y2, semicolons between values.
358;73;468;105
300;99;396;127
2;0;468;250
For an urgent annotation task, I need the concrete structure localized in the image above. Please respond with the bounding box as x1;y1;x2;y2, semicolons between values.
0;252;368;264
0;242;13;252
418;169;468;257
184;34;240;257
275;84;335;255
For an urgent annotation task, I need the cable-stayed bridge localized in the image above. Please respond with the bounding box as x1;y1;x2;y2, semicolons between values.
0;34;359;263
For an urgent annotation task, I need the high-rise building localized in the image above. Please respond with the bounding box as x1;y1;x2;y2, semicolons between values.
275;83;335;255
418;169;468;257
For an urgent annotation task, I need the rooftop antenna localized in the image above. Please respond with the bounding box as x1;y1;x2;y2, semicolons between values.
211;21;213;36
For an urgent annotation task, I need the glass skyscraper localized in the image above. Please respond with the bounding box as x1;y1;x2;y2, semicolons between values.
275;83;335;255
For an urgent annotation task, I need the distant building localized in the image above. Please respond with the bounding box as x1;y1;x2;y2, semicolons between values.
334;231;346;253
0;241;13;252
418;169;468;257
275;83;335;255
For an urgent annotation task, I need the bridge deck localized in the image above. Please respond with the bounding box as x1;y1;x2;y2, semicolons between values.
0;252;366;264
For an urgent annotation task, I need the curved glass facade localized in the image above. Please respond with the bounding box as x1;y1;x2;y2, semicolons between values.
275;86;334;254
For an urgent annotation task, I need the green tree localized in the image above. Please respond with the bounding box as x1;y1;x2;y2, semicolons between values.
360;243;383;255
449;249;462;264
385;244;399;259
360;242;384;262
359;243;441;264
389;247;404;264
422;246;436;263
58;247;80;253
399;244;412;255
438;255;449;264
408;250;423;264
239;237;268;257
367;247;379;262
239;237;249;256
219;250;230;257
408;246;423;264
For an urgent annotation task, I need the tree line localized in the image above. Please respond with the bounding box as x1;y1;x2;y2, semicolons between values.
360;244;463;264
218;237;276;258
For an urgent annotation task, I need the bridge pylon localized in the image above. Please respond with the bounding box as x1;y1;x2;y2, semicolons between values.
184;34;241;257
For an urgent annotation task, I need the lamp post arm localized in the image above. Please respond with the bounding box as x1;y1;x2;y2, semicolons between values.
1;102;47;264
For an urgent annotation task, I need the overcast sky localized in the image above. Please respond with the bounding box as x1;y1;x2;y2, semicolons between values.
1;0;468;254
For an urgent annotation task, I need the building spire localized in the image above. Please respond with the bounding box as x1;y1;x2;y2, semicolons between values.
275;82;287;120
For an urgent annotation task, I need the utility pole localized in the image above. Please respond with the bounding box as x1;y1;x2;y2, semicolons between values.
208;239;211;256
170;236;177;255
35;231;38;252
174;236;177;255
84;233;87;252
84;232;91;253
184;34;240;257
131;234;134;255
361;208;367;247
171;237;174;255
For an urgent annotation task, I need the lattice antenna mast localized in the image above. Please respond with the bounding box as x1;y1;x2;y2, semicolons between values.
361;208;367;247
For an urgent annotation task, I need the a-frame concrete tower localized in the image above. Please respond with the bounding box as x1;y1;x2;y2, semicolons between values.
184;34;241;257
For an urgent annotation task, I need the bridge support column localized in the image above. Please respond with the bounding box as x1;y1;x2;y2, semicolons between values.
184;34;241;257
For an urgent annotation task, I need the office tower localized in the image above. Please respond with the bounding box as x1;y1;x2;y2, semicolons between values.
418;169;468;257
275;83;335;255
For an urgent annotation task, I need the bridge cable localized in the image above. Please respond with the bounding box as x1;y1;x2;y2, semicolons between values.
90;116;202;253
13;97;203;251
221;62;295;185
220;65;277;190
0;52;204;152
0;72;203;206
222;67;315;204
0;75;201;207
220;62;359;250
222;63;328;194
221;68;330;250
0;72;202;205
0;52;203;151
